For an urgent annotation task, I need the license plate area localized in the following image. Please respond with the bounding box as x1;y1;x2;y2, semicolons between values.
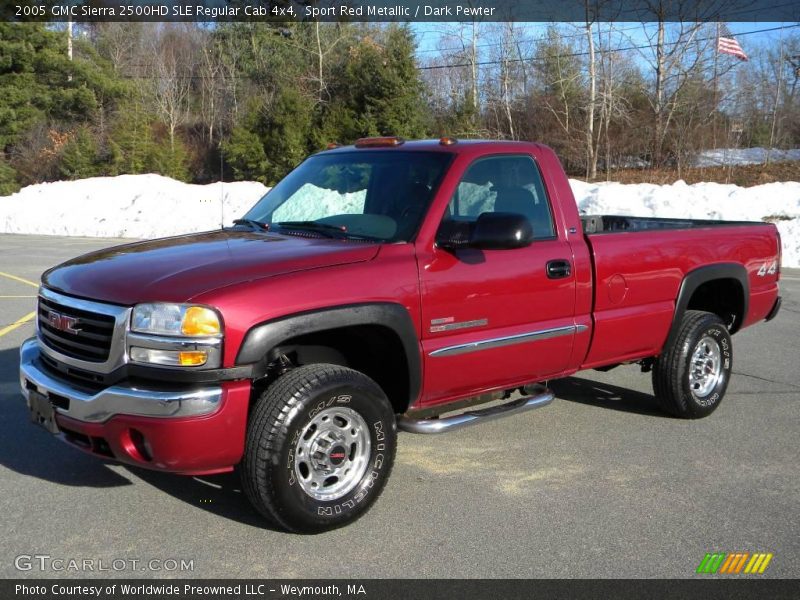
29;390;60;434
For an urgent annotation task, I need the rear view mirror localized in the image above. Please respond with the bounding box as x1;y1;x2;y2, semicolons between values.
437;212;533;251
470;212;534;250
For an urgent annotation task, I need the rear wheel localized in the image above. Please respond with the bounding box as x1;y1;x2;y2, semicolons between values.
652;310;733;418
241;364;396;533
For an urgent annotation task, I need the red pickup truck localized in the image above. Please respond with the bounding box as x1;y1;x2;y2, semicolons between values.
20;138;782;532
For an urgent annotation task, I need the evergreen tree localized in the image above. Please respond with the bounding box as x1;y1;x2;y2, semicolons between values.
0;22;123;188
319;25;430;143
58;126;100;179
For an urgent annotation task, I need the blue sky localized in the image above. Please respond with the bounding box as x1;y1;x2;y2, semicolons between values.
411;21;800;59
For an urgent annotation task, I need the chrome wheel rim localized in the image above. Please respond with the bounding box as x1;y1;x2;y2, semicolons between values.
689;336;722;398
294;406;371;502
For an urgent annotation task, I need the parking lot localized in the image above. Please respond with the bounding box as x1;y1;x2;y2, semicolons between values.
0;233;798;578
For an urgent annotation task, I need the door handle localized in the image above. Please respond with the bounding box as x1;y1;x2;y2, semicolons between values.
546;259;571;279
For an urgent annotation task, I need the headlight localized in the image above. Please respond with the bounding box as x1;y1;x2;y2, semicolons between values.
131;304;222;337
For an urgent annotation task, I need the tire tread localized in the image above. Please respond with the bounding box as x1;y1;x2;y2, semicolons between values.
652;310;730;419
241;364;394;533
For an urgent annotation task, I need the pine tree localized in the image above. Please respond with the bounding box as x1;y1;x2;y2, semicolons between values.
0;22;123;187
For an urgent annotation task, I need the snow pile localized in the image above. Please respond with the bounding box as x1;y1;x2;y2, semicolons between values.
694;148;800;167
0;174;268;239
570;178;800;267
0;173;798;267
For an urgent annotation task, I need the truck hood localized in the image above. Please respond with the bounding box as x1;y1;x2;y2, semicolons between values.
42;230;380;305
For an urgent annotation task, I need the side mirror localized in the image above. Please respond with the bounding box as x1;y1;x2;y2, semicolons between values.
470;212;533;250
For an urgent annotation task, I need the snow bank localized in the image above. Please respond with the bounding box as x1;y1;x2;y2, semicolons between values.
570;178;800;268
0;173;798;267
694;147;800;167
0;174;268;239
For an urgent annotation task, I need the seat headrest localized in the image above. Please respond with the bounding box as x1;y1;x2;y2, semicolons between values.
494;187;536;216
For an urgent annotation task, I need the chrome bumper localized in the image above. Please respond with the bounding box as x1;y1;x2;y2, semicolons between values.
19;338;222;423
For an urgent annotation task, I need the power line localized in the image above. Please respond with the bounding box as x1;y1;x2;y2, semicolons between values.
103;22;800;79
415;23;646;54
413;0;798;56
418;23;800;71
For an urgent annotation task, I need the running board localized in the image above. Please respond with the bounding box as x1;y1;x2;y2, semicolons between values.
397;388;554;434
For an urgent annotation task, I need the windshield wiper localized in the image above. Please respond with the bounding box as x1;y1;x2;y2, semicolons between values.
273;221;349;238
230;218;268;231
273;221;383;242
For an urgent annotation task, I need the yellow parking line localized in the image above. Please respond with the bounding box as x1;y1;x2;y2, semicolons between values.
0;271;39;288
0;311;36;338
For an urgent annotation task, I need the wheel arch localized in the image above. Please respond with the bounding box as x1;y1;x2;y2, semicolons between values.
236;303;421;413
667;263;749;349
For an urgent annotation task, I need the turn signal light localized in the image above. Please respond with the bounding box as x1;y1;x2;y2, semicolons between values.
178;351;208;366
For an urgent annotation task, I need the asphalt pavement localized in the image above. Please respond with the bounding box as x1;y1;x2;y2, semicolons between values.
0;233;797;579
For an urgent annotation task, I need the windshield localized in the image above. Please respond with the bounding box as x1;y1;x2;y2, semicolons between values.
243;151;453;242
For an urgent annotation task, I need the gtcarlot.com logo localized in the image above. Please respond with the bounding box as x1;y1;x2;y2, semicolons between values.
14;554;194;573
696;552;774;575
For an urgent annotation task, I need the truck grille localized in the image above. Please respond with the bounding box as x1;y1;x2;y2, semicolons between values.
38;295;115;362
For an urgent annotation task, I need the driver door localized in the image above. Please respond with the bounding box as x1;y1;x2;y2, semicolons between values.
417;153;577;407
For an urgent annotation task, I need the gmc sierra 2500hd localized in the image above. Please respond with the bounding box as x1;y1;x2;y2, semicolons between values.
20;138;782;532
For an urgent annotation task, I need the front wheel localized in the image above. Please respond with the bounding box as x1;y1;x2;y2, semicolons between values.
241;364;397;533
652;310;733;418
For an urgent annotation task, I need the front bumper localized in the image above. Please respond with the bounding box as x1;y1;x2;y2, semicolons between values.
19;338;251;474
20;338;222;421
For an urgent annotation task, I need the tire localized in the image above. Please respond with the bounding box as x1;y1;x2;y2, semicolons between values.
652;310;733;419
241;364;397;533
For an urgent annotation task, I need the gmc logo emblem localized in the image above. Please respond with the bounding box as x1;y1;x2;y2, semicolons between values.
47;310;81;334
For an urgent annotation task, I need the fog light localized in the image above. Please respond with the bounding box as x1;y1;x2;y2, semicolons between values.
130;347;208;367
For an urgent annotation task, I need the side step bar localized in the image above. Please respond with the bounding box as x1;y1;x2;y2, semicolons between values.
397;388;554;434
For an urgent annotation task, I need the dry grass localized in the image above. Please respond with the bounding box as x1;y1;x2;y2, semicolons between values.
574;161;800;187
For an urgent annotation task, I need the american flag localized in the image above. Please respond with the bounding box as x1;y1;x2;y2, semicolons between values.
717;24;748;61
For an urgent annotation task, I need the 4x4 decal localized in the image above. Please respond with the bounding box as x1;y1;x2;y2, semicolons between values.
756;260;778;277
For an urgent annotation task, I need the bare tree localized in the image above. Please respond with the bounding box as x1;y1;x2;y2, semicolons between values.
95;22;145;74
491;22;521;139
418;21;490;135
147;25;195;152
308;22;351;105
596;26;635;178
633;5;713;165
538;27;584;140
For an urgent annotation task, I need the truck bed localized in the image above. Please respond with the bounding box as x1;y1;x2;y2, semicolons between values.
581;214;763;234
578;219;780;369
